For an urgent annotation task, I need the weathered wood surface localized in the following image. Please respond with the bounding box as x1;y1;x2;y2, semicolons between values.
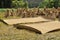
17;21;60;34
3;17;50;25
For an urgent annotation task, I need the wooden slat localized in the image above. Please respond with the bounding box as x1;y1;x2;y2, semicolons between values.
18;21;60;34
3;17;50;25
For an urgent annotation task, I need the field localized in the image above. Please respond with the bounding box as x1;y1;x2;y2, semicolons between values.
0;21;60;40
0;8;60;40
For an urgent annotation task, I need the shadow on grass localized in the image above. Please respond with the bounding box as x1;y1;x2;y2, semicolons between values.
13;24;42;34
0;19;8;25
48;29;60;33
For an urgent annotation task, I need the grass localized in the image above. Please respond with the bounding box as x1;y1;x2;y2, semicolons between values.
0;8;17;19
0;22;60;40
0;11;21;19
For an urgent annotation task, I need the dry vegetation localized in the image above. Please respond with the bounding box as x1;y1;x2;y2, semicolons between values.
0;8;60;20
3;8;60;20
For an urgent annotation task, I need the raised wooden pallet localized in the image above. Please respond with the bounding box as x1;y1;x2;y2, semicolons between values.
14;21;60;34
3;17;50;25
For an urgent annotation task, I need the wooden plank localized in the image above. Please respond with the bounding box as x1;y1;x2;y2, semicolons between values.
3;17;50;25
17;21;60;34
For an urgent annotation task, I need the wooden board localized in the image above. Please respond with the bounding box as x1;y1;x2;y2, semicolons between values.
16;21;60;34
3;17;50;25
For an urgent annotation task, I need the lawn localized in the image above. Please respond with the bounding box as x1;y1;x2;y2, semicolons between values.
0;22;60;40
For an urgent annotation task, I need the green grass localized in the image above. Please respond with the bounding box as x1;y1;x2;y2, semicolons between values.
0;8;15;12
0;22;60;40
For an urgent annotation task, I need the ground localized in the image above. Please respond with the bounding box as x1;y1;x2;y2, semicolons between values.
0;9;60;40
0;22;60;40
